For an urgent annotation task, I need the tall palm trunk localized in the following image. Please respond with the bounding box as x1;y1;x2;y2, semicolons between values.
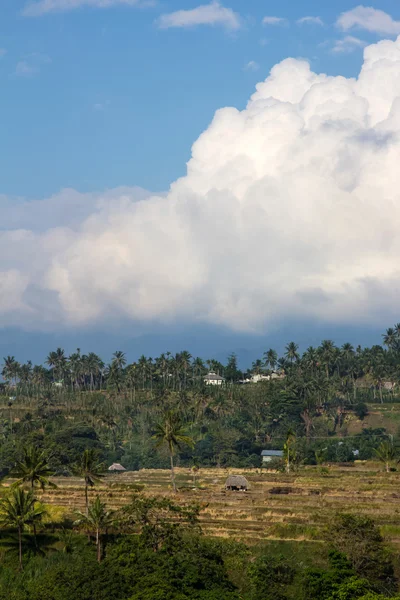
169;451;176;493
85;482;89;516
96;528;101;562
18;525;23;571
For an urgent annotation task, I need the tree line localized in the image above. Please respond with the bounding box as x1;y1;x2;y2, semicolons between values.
3;323;400;397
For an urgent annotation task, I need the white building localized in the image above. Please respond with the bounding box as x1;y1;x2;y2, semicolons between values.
251;374;271;383
204;372;225;386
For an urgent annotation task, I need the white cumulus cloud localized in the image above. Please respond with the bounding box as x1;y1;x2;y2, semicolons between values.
337;5;400;35
156;2;241;31
4;36;400;333
22;0;145;17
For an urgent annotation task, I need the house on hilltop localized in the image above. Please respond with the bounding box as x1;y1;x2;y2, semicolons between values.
204;372;225;386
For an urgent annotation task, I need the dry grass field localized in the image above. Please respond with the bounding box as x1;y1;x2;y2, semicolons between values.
5;462;400;546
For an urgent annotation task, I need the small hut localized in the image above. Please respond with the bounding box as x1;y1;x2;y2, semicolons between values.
108;463;126;473
225;475;249;491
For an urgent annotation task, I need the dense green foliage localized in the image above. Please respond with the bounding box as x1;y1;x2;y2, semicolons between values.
0;493;399;600
2;326;400;474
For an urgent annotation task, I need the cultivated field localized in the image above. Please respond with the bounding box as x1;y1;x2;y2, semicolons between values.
6;462;400;546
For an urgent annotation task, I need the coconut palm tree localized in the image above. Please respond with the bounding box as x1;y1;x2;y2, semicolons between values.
383;327;397;350
112;350;127;370
2;356;20;387
46;348;67;383
72;449;106;515
375;441;397;473
0;488;47;570
74;496;113;562
302;346;318;374
152;412;194;492
12;446;56;490
285;342;299;365
318;340;336;378
105;362;124;392
264;349;278;372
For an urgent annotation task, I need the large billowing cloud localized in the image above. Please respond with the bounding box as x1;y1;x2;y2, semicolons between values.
4;36;400;332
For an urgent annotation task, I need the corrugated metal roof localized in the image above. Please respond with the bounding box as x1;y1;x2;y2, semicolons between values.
261;450;283;456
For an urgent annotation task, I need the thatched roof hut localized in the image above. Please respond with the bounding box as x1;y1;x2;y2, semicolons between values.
225;475;249;491
108;463;126;472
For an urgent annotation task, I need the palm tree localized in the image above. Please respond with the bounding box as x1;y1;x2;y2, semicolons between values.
2;356;20;387
0;488;47;570
179;350;192;389
74;496;113;562
106;362;124;392
302;346;318;374
152;412;194;492
375;441;397;473
112;350;127;370
264;349;278;372
72;449;105;515
283;429;296;474
68;348;83;391
251;359;264;375
12;446;56;490
285;342;299;364
31;365;48;397
383;327;397;350
318;340;336;378
46;348;66;382
138;355;148;390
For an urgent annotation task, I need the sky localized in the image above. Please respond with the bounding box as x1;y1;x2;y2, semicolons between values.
2;0;400;364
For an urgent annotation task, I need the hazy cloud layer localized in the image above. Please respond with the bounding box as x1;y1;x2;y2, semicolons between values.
262;16;287;26
157;2;241;31
243;60;259;71
297;16;323;26
22;0;145;17
4;37;400;332
337;6;400;35
332;35;366;54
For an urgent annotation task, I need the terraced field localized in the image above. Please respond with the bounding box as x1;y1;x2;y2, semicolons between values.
5;463;400;545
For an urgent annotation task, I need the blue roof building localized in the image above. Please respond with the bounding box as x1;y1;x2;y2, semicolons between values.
261;450;283;462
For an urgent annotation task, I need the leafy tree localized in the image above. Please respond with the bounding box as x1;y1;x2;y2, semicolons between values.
248;553;295;599
0;488;46;570
326;514;396;593
117;494;200;551
225;354;241;382
354;402;369;421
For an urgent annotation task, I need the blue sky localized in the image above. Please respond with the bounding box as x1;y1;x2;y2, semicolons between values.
1;0;398;198
2;0;400;364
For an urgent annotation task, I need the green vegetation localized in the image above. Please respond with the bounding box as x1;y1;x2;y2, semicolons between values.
2;326;400;596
